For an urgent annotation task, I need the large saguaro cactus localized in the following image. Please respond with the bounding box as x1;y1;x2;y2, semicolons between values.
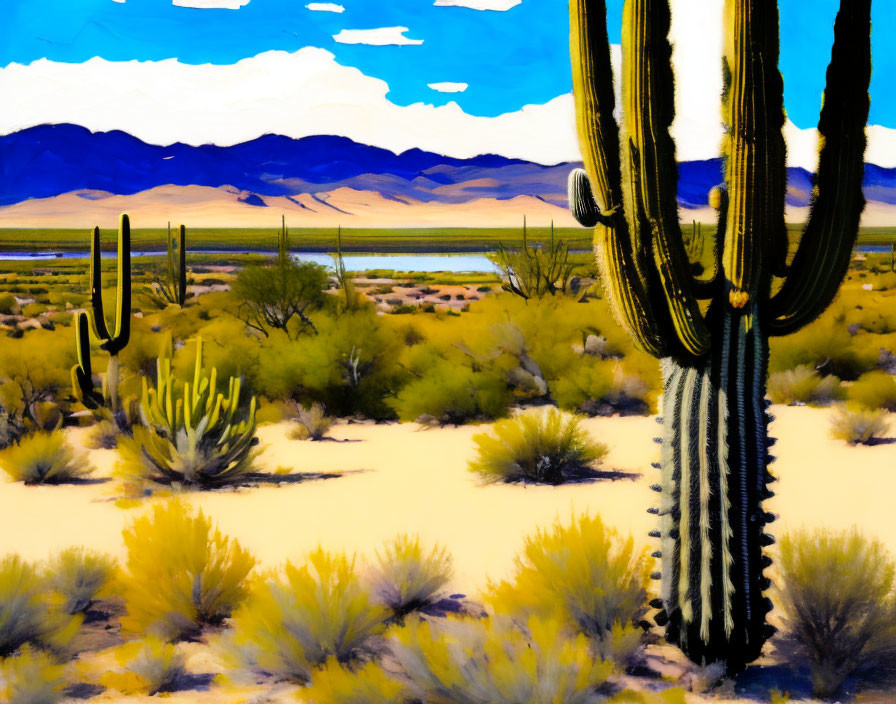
568;0;871;671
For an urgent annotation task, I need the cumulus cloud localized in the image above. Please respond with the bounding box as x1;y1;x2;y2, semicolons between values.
306;3;344;12
333;27;423;46
428;82;468;93
434;0;521;10
172;0;250;8
0;46;892;167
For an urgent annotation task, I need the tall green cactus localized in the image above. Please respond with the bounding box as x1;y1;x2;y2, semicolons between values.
71;214;132;417
568;0;871;671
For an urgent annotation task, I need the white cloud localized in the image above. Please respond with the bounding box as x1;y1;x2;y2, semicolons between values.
434;0;521;10
112;0;125;4
333;27;423;46
428;82;468;93
0;43;892;168
172;0;250;8
306;3;344;12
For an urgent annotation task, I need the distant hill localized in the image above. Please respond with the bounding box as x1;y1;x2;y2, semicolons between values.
1;124;894;227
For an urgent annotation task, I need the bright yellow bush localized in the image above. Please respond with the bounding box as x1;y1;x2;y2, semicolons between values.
301;658;407;704
222;548;387;683
0;431;90;485
391;614;612;703
118;500;256;640
847;370;896;411
487;513;651;669
0;645;67;704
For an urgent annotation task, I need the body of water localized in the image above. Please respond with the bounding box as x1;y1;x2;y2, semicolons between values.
0;249;500;273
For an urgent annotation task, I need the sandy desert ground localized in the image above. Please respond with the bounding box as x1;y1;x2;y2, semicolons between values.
1;406;894;703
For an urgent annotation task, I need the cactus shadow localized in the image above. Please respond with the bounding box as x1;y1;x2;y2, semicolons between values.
734;663;814;699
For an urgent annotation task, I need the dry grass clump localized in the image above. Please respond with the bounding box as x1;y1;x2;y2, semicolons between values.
0;431;91;484
367;535;453;622
288;402;333;441
118;500;256;641
487;513;651;670
829;404;890;445
99;637;187;695
46;548;116;615
469;407;608;484
222;548;387;684
776;529;896;698
391;614;613;704
767;365;843;406
0;645;67;704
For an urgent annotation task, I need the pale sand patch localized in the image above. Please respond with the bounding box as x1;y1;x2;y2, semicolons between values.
0;406;893;599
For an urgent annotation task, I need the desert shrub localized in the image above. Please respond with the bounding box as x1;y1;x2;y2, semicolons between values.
46;548;115;615
0;645;66;704
368;535;453;622
118;501;256;640
0;556;80;658
390;361;511;424
0;431;90;485
829;405;890;445
392;614;612;704
769;317;877;380
254;310;402;419
302;659;408;704
847;370;896;411
777;529;896;698
116;339;259;489
223;548;387;683
487;513;650;669
767;365;843;406
99;637;187;695
0;292;17;314
469;408;607;484
21;303;47;318
289;401;333;441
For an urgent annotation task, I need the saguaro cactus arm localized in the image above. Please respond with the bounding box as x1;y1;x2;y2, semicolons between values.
620;0;711;357
71;311;103;409
570;0;680;358
767;0;871;335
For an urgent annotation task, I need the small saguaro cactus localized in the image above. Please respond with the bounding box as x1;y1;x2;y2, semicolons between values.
71;214;132;418
568;0;870;671
159;222;188;307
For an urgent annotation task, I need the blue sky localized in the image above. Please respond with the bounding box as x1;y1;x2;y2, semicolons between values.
1;0;892;129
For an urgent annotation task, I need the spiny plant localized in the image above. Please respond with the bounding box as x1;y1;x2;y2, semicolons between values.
493;218;576;300
117;337;259;489
333;225;362;312
683;221;706;275
46;548;116;615
71;214;132;422
149;222;188;307
568;0;871;670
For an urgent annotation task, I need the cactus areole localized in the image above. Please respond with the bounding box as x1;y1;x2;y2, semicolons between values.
568;0;871;671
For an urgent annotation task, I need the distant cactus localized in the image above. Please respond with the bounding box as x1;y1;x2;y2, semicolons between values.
71;214;132;420
682;221;706;274
151;222;188;307
568;0;870;671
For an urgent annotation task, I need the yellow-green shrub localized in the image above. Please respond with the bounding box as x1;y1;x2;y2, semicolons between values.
368;535;453;622
767;365;843;406
0;431;90;485
391;614;612;704
0;645;67;704
0;556;81;657
829;405;890;445
302;659;407;704
46;548;116;615
487;513;651;669
469;408;607;484
847;370;896;411
0;292;17;315
99;637;187;695
777;529;896;698
222;548;387;683
118;501;256;640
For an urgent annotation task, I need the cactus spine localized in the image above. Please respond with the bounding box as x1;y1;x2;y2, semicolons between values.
71;214;132;417
568;0;870;671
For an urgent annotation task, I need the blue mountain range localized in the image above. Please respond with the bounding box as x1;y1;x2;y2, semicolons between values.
1;124;894;211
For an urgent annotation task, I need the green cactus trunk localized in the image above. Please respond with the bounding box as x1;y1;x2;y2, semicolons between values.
655;304;775;667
